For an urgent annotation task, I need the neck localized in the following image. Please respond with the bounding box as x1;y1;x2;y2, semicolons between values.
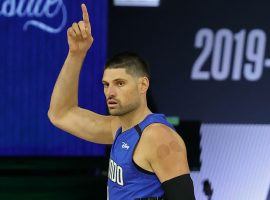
118;105;152;132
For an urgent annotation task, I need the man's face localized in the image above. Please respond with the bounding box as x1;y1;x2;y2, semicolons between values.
102;68;141;116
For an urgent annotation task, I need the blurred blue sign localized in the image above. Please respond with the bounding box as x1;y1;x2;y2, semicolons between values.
0;0;108;156
114;0;160;7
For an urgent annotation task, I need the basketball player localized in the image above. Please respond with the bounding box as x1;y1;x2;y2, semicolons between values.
48;4;195;200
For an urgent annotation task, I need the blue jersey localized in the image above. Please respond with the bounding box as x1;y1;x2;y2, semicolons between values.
107;113;175;200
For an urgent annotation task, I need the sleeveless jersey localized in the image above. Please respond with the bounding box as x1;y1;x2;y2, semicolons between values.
107;113;175;200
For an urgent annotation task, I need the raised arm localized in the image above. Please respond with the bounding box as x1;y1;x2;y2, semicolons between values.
48;4;119;144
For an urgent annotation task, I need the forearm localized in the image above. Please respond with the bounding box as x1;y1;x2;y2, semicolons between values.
48;52;86;118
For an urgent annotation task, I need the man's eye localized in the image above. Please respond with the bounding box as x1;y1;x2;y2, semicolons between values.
118;82;124;86
103;83;109;88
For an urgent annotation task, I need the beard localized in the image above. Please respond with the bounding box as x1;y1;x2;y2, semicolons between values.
108;100;139;116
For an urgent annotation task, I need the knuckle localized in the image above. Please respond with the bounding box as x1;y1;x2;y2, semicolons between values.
67;29;73;36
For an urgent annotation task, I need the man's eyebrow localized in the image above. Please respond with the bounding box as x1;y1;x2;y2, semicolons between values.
102;78;127;83
113;78;127;82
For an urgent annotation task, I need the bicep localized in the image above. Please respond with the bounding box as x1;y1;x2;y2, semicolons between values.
144;126;190;183
151;140;190;183
50;107;119;144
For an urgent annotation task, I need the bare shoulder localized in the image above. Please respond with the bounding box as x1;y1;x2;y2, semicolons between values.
142;123;186;151
141;123;190;182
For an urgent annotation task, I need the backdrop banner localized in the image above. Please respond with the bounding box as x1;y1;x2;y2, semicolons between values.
0;0;108;156
108;0;270;123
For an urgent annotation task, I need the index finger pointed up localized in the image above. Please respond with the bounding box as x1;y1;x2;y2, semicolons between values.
81;3;91;33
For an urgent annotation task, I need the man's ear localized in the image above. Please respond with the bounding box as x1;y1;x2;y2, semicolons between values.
139;77;149;94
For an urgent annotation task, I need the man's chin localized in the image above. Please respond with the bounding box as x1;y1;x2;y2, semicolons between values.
108;109;120;116
109;108;128;116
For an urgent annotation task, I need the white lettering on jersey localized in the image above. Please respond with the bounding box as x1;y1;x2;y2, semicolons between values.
121;142;130;150
108;159;124;186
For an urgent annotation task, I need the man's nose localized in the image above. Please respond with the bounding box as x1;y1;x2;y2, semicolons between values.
107;85;116;97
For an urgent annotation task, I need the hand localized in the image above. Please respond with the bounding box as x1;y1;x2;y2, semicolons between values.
67;4;93;55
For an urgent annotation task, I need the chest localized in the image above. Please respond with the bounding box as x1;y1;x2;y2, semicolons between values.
110;132;138;163
110;130;153;175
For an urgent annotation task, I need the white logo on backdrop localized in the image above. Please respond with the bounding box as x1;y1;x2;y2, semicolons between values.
191;28;270;81
0;0;67;34
114;0;160;7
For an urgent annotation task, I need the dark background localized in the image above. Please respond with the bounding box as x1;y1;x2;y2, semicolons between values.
108;0;270;123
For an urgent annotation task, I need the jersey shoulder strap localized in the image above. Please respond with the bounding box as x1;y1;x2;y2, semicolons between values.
136;113;175;136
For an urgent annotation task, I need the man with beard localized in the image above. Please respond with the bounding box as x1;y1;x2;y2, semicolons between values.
48;4;195;200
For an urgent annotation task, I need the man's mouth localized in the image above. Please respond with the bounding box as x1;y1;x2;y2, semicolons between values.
107;99;118;108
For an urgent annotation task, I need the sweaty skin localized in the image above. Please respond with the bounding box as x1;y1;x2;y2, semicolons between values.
157;144;171;160
156;141;182;160
170;141;182;152
48;3;191;191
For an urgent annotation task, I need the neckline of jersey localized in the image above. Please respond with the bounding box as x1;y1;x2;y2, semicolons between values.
120;113;163;134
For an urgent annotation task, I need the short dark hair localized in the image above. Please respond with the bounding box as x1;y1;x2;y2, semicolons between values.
105;52;150;79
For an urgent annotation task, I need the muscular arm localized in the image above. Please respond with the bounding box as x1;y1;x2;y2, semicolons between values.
143;124;189;181
143;124;195;199
48;4;119;144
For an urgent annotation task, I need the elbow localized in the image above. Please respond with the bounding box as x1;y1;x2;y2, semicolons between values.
47;108;69;127
47;109;60;126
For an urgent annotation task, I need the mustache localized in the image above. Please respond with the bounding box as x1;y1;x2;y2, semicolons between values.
107;98;119;103
107;97;118;101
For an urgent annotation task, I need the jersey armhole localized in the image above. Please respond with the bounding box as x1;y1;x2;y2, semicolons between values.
133;125;155;175
132;158;155;175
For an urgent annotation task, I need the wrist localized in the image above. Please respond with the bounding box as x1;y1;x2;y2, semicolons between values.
68;50;87;59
